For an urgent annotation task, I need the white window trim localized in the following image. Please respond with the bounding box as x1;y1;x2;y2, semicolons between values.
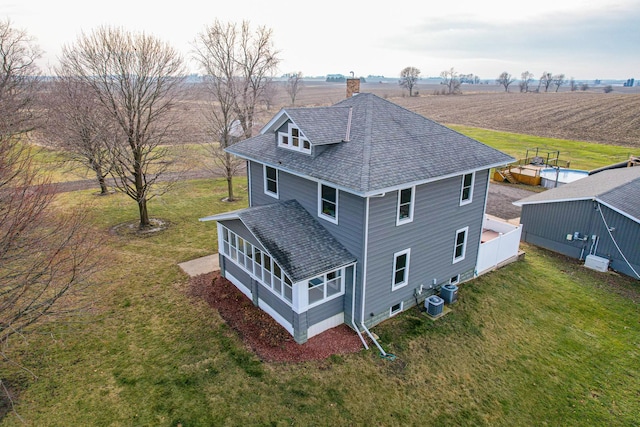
450;274;460;285
264;165;279;199
220;225;293;306
305;267;346;310
453;226;469;264
318;183;339;224
390;301;404;317
278;123;311;154
392;248;411;290
396;186;415;226
460;172;475;206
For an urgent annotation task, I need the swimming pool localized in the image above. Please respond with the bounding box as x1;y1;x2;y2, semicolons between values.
540;168;589;188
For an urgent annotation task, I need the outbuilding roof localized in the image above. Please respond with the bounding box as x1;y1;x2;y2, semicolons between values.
200;200;356;282
513;166;640;223
227;93;514;196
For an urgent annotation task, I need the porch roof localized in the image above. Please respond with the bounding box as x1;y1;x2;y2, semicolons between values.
201;200;356;282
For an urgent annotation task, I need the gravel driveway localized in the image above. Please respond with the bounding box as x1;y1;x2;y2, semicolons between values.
486;183;537;220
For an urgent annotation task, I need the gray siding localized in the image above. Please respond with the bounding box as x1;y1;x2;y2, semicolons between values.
247;160;367;323
255;281;293;323
521;200;597;259
249;161;278;206
521;200;640;278
307;295;344;326
363;171;488;324
223;260;251;294
593;205;640;277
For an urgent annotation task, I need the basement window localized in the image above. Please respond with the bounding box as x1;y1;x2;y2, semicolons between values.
390;302;403;316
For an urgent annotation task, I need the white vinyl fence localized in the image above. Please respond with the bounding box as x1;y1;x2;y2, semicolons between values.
477;216;523;275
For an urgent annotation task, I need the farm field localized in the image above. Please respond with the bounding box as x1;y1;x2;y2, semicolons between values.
226;81;640;149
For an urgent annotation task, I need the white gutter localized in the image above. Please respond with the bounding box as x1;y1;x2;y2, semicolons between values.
229;154;513;199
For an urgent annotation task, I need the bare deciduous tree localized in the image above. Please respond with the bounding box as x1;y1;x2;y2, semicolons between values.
0;21;98;409
285;72;304;105
440;68;461;94
569;77;577;91
496;71;515;92
539;71;553;92
520;71;534;92
552;74;565;92
399;66;420;96
58;26;187;228
192;20;280;201
42;77;115;194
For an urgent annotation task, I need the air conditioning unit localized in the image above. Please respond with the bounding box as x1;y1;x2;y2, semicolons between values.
425;295;444;317
585;255;610;272
440;284;458;304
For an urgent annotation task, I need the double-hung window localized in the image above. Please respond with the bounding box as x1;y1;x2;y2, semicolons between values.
318;183;338;223
460;172;474;205
392;249;410;290
453;226;469;263
264;165;279;198
396;187;415;225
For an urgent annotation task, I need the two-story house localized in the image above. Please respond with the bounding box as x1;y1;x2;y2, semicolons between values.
201;86;514;344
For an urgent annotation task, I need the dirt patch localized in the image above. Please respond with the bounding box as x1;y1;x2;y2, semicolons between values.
188;272;364;363
110;218;170;237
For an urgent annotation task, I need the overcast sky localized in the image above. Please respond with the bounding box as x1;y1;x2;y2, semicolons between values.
3;0;639;80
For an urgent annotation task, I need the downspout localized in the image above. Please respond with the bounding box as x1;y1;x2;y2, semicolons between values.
359;195;396;360
351;266;368;349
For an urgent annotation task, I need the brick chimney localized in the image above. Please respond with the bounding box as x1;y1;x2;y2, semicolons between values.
346;78;360;98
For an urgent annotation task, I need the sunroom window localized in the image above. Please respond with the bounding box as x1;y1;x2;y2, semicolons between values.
220;225;293;304
308;268;344;306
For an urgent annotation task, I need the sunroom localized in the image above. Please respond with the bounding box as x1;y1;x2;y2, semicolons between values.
200;200;356;343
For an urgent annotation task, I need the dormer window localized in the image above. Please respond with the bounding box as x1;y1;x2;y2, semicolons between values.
278;123;311;154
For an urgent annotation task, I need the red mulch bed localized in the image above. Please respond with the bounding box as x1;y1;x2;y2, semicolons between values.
188;271;365;363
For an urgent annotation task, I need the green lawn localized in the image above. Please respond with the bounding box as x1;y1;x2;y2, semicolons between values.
1;135;638;425
2;177;638;426
450;125;635;170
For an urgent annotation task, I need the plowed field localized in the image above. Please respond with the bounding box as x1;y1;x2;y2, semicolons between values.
393;91;640;148
179;82;640;148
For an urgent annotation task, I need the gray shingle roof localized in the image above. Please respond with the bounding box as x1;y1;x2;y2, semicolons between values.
227;93;514;195
514;166;640;222
210;200;356;282
284;107;351;145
